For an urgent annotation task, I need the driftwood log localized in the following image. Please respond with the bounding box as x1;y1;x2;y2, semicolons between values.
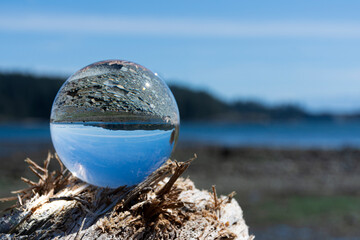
0;153;254;240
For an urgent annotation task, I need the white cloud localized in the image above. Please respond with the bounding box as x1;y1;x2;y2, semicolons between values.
1;13;360;38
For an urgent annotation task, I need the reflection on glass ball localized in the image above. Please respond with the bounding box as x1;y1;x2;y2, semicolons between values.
50;60;179;188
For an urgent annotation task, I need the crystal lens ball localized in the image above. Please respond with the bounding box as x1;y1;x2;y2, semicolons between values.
50;60;180;188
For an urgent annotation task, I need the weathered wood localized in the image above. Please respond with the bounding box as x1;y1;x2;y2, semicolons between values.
0;154;254;240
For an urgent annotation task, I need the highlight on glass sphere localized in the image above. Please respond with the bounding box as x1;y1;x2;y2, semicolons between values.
50;60;180;188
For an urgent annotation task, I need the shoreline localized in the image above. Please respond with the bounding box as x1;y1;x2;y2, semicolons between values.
1;143;360;238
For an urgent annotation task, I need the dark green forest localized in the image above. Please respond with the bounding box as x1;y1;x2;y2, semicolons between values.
0;72;356;122
0;73;64;120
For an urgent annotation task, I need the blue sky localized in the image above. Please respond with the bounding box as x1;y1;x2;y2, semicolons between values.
1;1;360;113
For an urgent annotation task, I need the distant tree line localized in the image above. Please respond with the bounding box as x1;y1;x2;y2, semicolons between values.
0;73;64;121
170;85;337;122
0;72;356;122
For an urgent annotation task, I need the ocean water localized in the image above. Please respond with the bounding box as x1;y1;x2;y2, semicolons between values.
50;123;175;188
1;121;360;150
180;121;360;148
0;123;50;142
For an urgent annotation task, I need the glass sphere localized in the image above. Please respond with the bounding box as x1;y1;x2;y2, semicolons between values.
50;60;179;188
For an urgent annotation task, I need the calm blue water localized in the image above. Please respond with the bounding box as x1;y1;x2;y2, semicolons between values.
0;123;50;142
1;121;360;149
50;123;175;188
179;121;360;148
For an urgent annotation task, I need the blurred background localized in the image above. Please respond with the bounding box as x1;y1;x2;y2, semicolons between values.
1;1;360;239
